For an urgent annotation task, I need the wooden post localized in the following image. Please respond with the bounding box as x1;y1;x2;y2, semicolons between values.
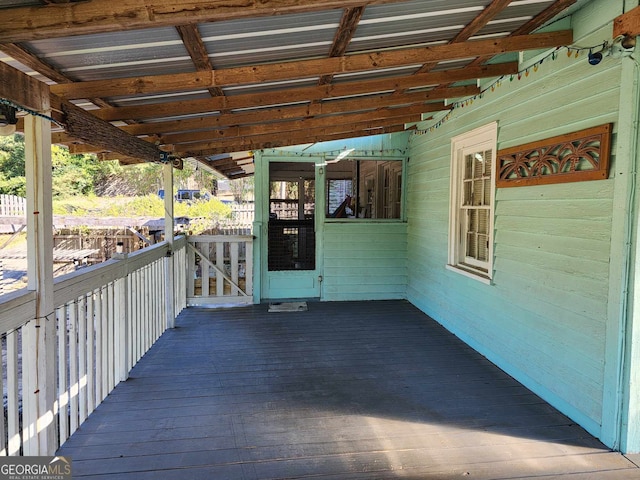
24;112;56;455
163;164;175;329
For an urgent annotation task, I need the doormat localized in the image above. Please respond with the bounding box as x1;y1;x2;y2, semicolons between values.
268;302;308;312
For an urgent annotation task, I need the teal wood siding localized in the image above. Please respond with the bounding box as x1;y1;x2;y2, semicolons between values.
406;20;621;438
323;222;407;301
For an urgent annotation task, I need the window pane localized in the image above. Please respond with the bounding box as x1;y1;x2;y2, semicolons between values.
478;234;488;261
483;178;491;205
463;180;472;206
483;149;492;176
477;209;489;235
465;154;474;180
326;159;402;219
473;180;484;205
473;153;483;179
466;232;477;258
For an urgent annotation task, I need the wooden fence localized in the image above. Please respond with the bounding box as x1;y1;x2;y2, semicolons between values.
0;195;26;217
0;236;187;455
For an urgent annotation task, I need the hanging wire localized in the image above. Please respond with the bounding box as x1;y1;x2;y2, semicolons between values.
412;41;610;136
0;97;64;128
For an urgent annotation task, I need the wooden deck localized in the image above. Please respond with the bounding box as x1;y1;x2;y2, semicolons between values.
57;301;640;479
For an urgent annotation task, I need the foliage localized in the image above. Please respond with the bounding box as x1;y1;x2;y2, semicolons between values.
0;134;115;197
0;134;26;195
228;176;254;203
52;194;232;234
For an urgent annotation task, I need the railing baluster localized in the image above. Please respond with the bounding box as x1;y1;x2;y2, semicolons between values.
101;286;109;400
107;283;115;393
78;296;87;424
0;239;186;455
231;242;239;296
0;336;6;456
56;305;68;445
95;288;103;404
86;291;95;416
68;300;79;436
6;330;20;456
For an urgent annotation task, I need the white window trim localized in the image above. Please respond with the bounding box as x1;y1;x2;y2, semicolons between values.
448;122;498;284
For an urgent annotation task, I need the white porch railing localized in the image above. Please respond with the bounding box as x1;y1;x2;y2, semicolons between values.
186;235;253;306
0;236;187;456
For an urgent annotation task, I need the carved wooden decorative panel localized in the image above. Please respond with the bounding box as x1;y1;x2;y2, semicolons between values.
496;123;612;188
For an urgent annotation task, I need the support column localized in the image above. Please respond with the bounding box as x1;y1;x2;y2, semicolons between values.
163;164;175;328
24;113;56;455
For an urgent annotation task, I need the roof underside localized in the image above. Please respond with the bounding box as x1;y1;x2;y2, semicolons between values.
0;0;581;178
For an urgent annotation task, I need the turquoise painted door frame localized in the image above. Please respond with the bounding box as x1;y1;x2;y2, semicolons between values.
256;155;325;300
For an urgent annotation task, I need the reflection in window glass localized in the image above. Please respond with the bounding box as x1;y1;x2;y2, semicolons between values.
325;160;402;219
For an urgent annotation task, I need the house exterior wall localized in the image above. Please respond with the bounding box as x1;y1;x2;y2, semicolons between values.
254;134;410;302
406;0;629;448
322;222;407;301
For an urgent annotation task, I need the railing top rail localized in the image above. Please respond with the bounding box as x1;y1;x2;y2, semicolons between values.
187;234;254;242
0;288;36;335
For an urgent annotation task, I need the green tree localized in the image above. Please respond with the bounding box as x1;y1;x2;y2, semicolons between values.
0;134;26;195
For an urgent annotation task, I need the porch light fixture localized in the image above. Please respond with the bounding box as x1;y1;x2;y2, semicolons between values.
588;48;603;65
0;104;18;136
588;35;636;66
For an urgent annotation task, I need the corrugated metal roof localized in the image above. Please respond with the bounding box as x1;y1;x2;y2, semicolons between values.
27;27;194;81
198;10;342;69
351;0;492;53
0;0;585;172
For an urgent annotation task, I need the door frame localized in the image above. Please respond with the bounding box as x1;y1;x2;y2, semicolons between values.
256;154;325;301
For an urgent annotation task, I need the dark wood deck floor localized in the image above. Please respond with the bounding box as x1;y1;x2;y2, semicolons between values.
57;300;640;479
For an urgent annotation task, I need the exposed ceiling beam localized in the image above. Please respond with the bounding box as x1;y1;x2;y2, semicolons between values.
452;0;513;43
416;0;512;75
458;0;577;75
512;0;577;36
50;94;167;163
0;0;412;43
177;123;411;157
159;109;425;146
0;43;121;109
0;61;49;111
0;43;69;83
614;5;640;37
318;6;365;86
175;24;224;97
50;31;571;100
117;88;460;137
94;62;516;122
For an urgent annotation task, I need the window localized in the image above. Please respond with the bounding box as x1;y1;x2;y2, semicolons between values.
325;159;403;219
448;122;497;283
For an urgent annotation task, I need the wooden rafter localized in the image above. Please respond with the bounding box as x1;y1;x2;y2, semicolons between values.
456;0;577;76
512;0;577;36
416;0;512;74
57;96;166;163
318;6;365;86
0;43;69;84
0;44;118;109
175;24;224;97
614;5;640;38
93;63;516;123
0;62;49;112
0;0;412;43
159;109;425;146
177;124;411;157
116;90;456;138
49;31;571;100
